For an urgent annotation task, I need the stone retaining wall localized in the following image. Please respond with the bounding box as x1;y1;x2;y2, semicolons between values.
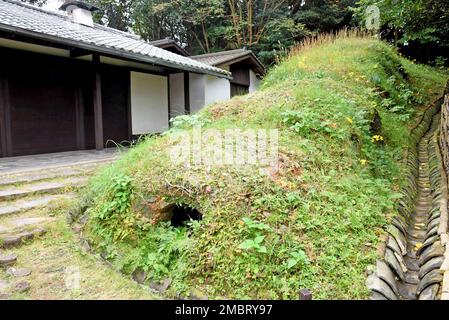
440;94;449;177
368;93;446;300
438;88;449;300
426;120;447;299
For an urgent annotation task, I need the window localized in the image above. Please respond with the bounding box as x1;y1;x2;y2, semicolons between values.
230;62;250;97
231;83;249;97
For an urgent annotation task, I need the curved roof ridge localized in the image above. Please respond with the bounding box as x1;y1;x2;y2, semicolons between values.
191;48;247;59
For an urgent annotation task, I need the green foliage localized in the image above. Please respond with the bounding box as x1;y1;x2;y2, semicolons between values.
285;250;309;270
87;174;137;251
81;36;448;299
168;114;210;131
239;236;267;254
241;217;271;232
124;222;192;280
434;57;448;70
130;0;179;41
256;18;311;65
355;0;449;47
294;0;356;33
33;0;448;68
19;0;47;6
88;0;361;66
239;218;271;254
281;109;347;140
92;0;132;31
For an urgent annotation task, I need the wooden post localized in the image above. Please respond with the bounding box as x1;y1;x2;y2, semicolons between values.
93;54;104;151
299;289;312;300
184;71;190;115
0;75;7;157
75;85;85;150
127;71;132;142
0;75;12;157
167;74;171;126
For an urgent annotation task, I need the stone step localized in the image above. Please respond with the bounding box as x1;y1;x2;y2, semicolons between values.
0;253;17;267
0;194;76;218
0;216;55;235
6;267;32;277
0;161;111;187
0;228;46;249
0;177;88;201
0;150;118;176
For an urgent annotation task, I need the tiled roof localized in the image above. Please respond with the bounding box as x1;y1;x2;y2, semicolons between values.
191;49;250;66
0;0;230;78
191;48;265;76
149;38;189;57
149;38;178;47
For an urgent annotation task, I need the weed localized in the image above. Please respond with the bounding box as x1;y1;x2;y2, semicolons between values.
87;174;137;255
79;33;448;299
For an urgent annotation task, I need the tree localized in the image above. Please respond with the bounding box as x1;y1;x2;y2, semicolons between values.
252;0;356;65
131;0;181;41
224;0;289;47
294;0;356;34
176;0;225;53
255;18;310;65
355;0;449;64
88;0;364;66
20;0;47;6
92;0;133;31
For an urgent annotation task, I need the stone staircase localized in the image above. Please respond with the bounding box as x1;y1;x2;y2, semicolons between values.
0;153;116;299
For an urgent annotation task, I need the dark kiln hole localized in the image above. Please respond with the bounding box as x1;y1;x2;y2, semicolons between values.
170;204;202;227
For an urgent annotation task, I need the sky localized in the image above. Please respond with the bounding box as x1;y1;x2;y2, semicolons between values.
43;0;63;12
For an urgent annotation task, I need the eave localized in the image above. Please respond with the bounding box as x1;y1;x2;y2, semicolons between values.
0;23;232;80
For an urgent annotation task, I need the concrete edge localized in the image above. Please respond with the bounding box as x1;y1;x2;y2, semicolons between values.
0;157;117;177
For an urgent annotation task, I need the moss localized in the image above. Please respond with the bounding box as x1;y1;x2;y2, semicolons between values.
79;34;448;300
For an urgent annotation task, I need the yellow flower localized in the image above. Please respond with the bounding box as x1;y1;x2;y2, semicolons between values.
360;159;368;166
372;135;384;142
346;117;353;124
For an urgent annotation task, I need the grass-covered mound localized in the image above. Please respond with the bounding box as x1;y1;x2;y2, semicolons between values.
77;32;448;299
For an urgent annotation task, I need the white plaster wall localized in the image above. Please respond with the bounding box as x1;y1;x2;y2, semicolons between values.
205;75;231;106
169;73;185;119
249;69;261;93
130;72;168;134
189;73;206;114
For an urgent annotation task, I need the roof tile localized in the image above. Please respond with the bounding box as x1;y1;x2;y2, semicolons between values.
0;0;230;77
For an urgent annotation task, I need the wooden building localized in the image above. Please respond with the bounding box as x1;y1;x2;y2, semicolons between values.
0;0;230;157
191;49;265;98
147;44;266;117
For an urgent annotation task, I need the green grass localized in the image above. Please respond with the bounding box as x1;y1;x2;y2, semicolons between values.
0;199;158;300
78;33;448;300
